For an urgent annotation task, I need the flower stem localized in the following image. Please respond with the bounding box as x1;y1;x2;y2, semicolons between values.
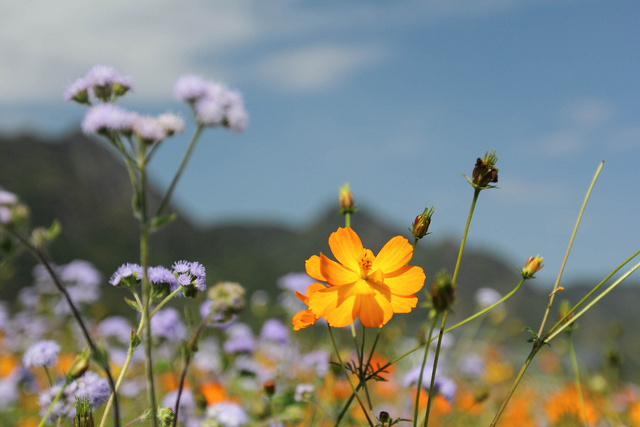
37;379;70;427
423;310;448;427
536;161;604;338
156;124;204;216
413;312;438;427
567;332;589;427
327;325;374;427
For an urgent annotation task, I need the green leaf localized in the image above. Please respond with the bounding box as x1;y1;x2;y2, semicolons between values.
124;296;142;312
150;213;177;231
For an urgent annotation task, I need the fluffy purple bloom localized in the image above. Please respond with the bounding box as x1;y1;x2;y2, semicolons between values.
260;319;289;345
61;260;101;288
157;112;185;135
173;75;211;103
294;383;314;402
23;340;60;368
82;104;136;134
172;260;190;274
170;261;206;296
459;353;485;379
224;91;248;132
195;95;225;126
109;263;143;287
86;65;133;89
148;266;176;286
96;316;132;345
132;115;167;142
0;372;20;409
435;376;457;403
63;77;90;102
300;350;330;377
223;323;255;355
206;401;249;427
162;388;196;422
0;206;11;224
69;371;111;408
150;308;186;342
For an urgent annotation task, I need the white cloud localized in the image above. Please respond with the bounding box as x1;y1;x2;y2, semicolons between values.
255;44;387;93
534;130;583;156
561;98;614;129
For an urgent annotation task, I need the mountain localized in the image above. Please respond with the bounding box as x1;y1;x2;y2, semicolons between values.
1;132;638;379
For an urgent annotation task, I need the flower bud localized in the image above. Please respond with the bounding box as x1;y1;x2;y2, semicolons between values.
157;407;175;427
558;300;576;332
430;270;455;312
378;411;390;423
263;380;276;397
471;149;499;188
410;206;435;240
521;256;544;279
338;183;356;214
67;349;91;380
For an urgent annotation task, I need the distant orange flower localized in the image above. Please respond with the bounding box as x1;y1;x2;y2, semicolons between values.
545;384;599;425
299;227;425;328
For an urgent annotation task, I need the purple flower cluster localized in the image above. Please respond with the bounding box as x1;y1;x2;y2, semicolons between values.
205;401;249;427
223;323;255;355
64;65;133;104
23;340;60;368
171;260;206;298
39;371;110;420
109;263;143;288
173;75;248;131
150;308;187;342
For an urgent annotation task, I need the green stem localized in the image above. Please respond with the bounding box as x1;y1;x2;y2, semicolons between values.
327;325;374;427
138;148;158;427
423;310;448;427
547;248;640;337
536;161;604;338
413;313;438;427
568;332;589;427
452;188;480;286
156;124;204;216
490;346;539;426
38;379;70;427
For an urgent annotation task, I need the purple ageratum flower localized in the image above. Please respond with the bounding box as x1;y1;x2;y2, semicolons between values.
277;272;315;293
435;376;457;403
300;350;330;377
459;352;485;379
96;316;133;345
206;401;249;427
61;260;101;288
172;260;191;274
69;371;111;409
86;65;133;89
150;308;187;342
170;261;206;297
157;112;185;135
82;104;136;135
148;266;177;287
173;75;211;103
23;340;60;368
63;77;90;103
223;323;255;355
260;319;289;345
0;207;10;224
162;388;196;422
132;115;167;142
109;263;143;287
224;90;248;132
39;381;70;420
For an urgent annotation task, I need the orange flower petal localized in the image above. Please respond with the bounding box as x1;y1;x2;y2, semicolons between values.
336;279;376;303
328;227;363;272
320;253;359;286
292;309;319;331
305;255;325;281
359;294;394;327
308;287;340;317
372;235;413;273
389;294;418;313
322;294;359;327
384;266;426;295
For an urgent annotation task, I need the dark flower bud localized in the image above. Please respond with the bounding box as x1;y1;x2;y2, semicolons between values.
378;411;390;423
470;149;499;189
430;270;455;312
410;206;435;240
264;380;276;397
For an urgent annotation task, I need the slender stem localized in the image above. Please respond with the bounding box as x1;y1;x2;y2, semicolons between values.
156;125;204;216
537;161;604;338
7;229;120;427
547;248;640;337
567;332;589;427
423;310;448;427
544;260;640;343
327;325;374;427
138;148;158;427
490;346;539;426
38;379;70;427
413;313;438;427
452;188;480;286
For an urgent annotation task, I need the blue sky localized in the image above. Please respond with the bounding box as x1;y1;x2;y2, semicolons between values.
1;0;639;285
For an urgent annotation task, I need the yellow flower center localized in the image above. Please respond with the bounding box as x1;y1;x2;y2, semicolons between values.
358;249;375;278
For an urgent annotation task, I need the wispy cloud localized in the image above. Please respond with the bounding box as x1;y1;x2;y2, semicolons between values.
254;44;387;93
561;98;614;129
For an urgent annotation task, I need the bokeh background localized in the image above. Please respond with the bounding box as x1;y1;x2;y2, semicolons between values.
1;0;639;283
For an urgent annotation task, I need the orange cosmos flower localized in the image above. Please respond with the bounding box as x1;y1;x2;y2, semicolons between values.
303;227;425;328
